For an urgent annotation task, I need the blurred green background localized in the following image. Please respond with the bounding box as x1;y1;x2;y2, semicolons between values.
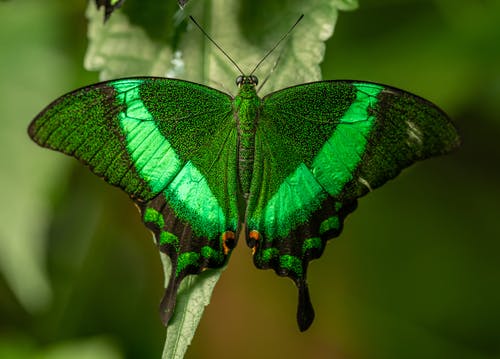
1;0;499;358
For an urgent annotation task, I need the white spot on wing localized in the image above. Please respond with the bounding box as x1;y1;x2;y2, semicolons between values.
406;120;423;150
358;177;373;192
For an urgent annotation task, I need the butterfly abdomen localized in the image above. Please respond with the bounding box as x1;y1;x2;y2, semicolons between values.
233;86;261;198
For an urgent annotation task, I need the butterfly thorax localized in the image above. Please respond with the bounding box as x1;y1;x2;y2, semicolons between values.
233;82;261;199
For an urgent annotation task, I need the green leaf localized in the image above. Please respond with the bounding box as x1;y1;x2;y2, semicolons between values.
85;2;175;79
84;1;358;357
180;0;358;93
160;253;223;359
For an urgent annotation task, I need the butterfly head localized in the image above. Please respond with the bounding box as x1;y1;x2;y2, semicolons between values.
236;75;258;88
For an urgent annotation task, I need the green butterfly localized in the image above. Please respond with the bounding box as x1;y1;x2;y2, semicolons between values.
28;26;460;331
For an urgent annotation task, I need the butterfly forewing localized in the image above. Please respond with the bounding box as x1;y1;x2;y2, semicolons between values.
29;77;241;324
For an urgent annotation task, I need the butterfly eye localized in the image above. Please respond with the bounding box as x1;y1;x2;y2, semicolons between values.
250;75;259;85
236;75;244;86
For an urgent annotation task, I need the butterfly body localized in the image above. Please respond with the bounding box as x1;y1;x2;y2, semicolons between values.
28;75;459;331
233;78;261;199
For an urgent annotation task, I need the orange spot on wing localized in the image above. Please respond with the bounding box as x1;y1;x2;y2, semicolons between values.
249;230;260;255
222;231;236;255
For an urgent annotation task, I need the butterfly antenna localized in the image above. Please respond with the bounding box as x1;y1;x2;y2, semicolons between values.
189;16;245;76
257;51;283;93
249;14;304;76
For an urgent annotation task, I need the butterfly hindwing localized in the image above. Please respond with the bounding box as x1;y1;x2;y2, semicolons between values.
29;77;240;323
247;81;460;330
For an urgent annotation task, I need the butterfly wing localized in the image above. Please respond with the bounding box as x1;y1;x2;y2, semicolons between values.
28;77;240;324
247;81;460;330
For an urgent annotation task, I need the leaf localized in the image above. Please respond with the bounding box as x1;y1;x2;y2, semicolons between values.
85;2;175;79
180;0;358;93
84;0;358;357
160;253;223;359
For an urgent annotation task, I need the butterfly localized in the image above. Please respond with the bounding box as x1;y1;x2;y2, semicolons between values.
27;16;460;331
